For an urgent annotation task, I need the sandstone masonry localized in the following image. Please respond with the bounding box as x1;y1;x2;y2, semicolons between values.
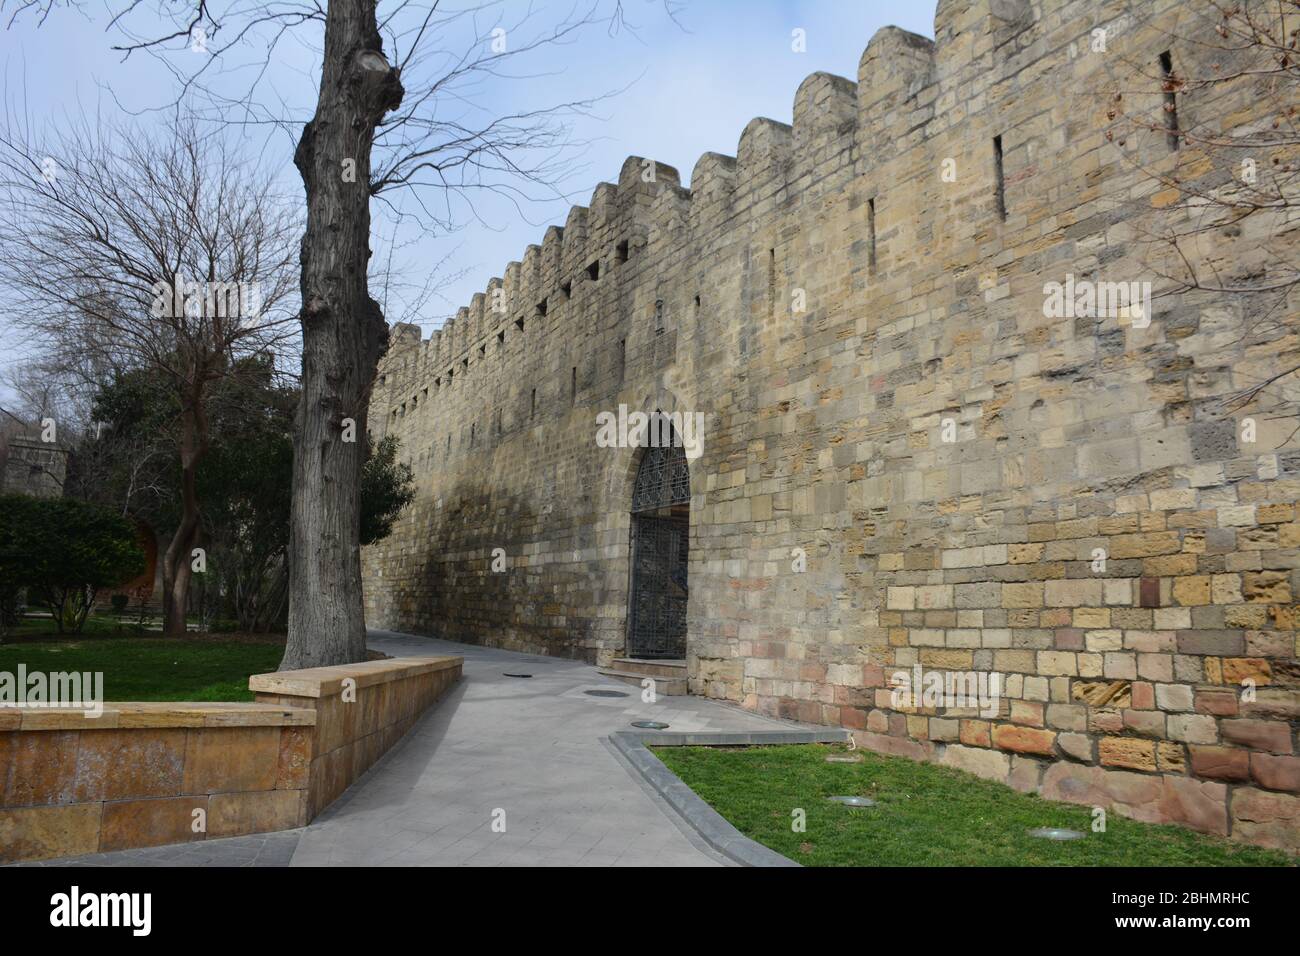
363;0;1300;851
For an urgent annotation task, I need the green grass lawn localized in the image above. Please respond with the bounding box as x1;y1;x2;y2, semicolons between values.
0;636;285;702
654;743;1293;867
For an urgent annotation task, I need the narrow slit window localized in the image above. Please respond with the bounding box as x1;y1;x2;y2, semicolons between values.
654;299;664;335
1158;50;1180;151
530;388;536;419
693;294;701;314
479;343;485;357
615;240;629;264
561;280;572;300
767;248;776;317
586;260;600;281
537;298;548;317
993;135;1006;221
497;330;505;345
515;316;525;332
571;366;577;403
867;197;877;272
470;423;475;447
618;338;626;380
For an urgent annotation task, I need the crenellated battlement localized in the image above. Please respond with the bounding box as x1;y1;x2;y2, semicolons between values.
376;0;1121;403
375;1;1042;386
372;0;1221;434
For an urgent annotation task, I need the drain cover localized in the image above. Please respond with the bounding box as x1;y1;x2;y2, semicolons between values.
585;689;629;698
631;720;670;730
1028;827;1085;841
502;672;533;678
827;795;875;807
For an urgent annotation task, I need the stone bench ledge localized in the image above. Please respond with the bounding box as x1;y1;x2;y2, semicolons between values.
0;701;317;731
249;655;461;698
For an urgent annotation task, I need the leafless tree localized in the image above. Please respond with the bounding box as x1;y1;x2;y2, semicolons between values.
1100;0;1300;416
0;112;300;634
5;0;678;666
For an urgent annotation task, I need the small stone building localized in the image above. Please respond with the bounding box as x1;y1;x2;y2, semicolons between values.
1;436;67;498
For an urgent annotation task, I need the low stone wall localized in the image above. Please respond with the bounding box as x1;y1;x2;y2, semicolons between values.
250;656;462;818
0;655;461;864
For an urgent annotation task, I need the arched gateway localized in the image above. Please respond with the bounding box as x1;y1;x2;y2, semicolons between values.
626;426;690;660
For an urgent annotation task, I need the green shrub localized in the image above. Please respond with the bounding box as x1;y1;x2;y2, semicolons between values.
0;495;145;634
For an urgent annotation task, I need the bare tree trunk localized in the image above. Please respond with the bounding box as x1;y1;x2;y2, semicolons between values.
161;397;206;635
282;0;403;669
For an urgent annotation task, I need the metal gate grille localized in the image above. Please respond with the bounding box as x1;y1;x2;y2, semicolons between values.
631;438;690;513
628;512;688;659
628;433;690;660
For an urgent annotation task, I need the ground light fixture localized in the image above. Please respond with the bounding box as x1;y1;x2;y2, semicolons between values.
827;795;876;808
825;753;863;763
1027;827;1086;841
631;720;670;729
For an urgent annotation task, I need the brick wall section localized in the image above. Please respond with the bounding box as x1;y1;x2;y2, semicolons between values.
362;0;1299;850
0;656;461;863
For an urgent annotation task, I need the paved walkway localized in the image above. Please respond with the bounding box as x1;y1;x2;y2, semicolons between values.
289;630;798;866
25;631;804;867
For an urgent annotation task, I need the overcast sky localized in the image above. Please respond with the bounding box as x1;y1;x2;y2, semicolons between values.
0;1;936;403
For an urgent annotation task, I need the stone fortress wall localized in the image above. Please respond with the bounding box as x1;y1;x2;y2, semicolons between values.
364;0;1300;849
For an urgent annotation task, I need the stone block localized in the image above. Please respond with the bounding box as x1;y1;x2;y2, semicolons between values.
208;789;304;838
73;729;186;802
0;804;100;864
991;724;1056;756
1250;753;1300;793
1057;732;1093;762
1167;713;1219;745
1220;719;1292;754
1230;788;1300;852
1156;775;1228;836
183;727;280;794
1188;745;1249;781
1099;736;1156;772
939;744;1010;782
100;796;208;852
4;730;78;806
